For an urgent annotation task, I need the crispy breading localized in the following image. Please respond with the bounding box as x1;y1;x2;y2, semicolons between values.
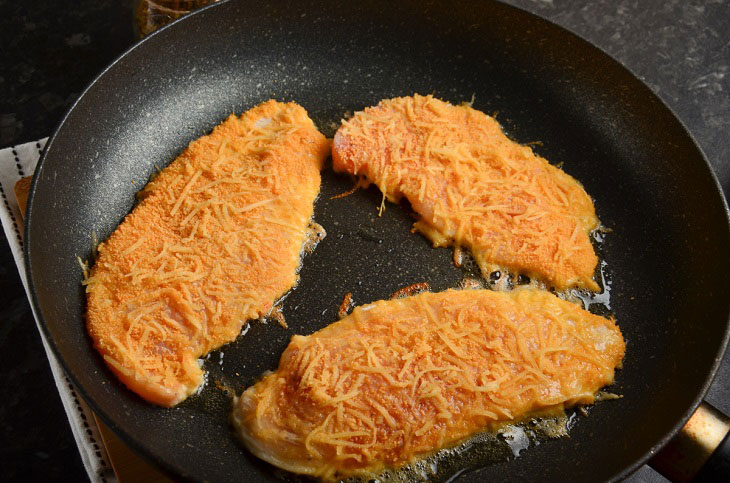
332;94;600;291
85;100;329;407
234;289;624;478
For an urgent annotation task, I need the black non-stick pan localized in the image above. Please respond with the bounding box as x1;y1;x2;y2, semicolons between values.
24;0;730;481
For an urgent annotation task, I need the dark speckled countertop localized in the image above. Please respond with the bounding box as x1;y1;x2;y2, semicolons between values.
1;1;727;481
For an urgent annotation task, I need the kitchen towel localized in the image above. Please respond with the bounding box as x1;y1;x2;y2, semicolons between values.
0;139;117;483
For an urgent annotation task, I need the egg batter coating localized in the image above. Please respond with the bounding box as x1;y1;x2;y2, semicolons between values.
85;100;330;407
332;94;600;291
233;289;625;478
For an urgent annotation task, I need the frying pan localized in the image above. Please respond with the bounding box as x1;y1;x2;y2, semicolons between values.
24;0;730;481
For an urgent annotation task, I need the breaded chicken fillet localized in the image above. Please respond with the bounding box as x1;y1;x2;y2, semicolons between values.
332;95;600;291
85;100;330;407
233;289;624;478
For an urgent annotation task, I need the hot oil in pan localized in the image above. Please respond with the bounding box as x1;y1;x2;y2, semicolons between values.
449;231;614;320
369;412;580;482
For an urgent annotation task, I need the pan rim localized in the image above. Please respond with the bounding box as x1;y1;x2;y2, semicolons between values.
22;0;232;479
23;0;730;480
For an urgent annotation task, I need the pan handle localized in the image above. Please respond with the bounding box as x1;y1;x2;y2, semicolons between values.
649;402;730;482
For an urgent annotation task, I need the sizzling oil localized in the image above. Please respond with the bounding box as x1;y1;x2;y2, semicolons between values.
360;412;580;483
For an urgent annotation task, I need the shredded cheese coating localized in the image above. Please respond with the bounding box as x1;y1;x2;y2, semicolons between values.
332;94;600;291
233;289;625;478
85;100;330;407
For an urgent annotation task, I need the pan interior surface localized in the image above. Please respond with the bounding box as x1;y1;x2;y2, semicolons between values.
25;1;730;481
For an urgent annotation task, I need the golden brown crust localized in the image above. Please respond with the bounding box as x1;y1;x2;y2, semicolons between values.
85;100;329;407
332;94;600;291
234;289;625;478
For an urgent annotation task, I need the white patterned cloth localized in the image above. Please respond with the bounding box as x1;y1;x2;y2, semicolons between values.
0;139;117;483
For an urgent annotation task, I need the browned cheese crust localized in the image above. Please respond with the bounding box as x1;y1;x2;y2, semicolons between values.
234;289;624;478
85;100;330;407
332;94;600;291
